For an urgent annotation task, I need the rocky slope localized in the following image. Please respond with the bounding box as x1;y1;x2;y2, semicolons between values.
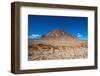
42;29;77;40
28;29;88;60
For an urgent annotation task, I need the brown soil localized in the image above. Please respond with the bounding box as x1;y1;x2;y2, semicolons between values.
28;39;88;61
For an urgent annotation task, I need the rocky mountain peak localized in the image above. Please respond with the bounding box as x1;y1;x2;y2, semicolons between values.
42;29;76;40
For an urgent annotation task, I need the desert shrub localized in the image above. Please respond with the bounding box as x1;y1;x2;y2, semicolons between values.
28;45;32;48
81;43;87;47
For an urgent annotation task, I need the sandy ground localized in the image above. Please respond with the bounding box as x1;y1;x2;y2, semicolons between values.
28;39;88;60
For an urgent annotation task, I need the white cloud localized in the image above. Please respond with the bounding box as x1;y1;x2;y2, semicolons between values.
77;33;83;38
29;34;41;39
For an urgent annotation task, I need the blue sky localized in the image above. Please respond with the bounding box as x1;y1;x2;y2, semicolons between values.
28;15;88;40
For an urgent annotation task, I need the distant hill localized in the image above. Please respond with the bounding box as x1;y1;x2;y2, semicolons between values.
42;29;77;40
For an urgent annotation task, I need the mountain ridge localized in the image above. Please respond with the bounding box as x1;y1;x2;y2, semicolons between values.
42;29;77;40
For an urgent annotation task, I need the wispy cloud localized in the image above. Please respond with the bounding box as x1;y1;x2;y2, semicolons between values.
77;33;83;38
28;34;41;39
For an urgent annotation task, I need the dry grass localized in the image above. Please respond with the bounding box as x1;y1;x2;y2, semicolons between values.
28;39;88;60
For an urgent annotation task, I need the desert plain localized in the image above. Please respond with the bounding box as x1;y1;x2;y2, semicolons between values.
28;29;88;60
